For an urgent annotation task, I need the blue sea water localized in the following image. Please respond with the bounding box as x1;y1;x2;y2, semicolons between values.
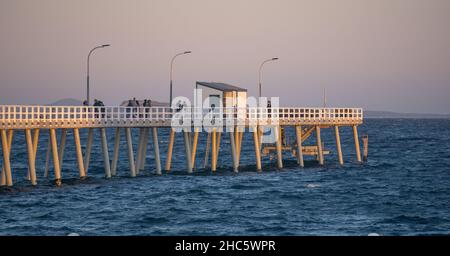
1;119;450;236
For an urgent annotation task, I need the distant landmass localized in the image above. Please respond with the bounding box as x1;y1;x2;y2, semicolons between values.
365;110;450;119
49;98;83;106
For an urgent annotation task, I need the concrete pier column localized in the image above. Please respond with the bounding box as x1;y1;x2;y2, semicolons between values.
1;129;13;186
73;128;86;178
84;128;94;174
25;129;37;185
58;128;67;169
275;126;283;169
295;126;304;168
111;127;121;176
316;126;324;166
334;126;344;166
100;128;111;178
165;129;175;172
229;131;238;173
183;130;193;173
253;128;262;172
353;125;362;162
152;127;162;175
211;128;217;172
50;128;61;186
125;128;136;177
191;128;199;169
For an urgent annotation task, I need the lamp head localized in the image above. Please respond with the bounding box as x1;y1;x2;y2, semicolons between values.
272;57;279;61
184;51;192;54
102;44;111;47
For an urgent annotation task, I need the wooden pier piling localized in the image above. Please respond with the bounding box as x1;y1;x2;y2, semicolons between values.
316;126;324;166
362;135;368;161
125;128;136;177
100;128;111;178
58;128;67;170
183;130;193;173
211;128;217;172
253;127;262;172
73;128;86;178
295;126;304;167
191;128;199;169
275;126;283;169
353;125;362;163
165;129;175;172
152;127;162;175
111;127;121;176
50;128;62;186
1;129;13;186
334;126;344;166
230;131;238;173
84;128;94;174
1;130;13;186
25;129;37;185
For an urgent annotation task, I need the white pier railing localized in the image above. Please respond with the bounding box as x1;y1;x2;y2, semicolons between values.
0;105;363;129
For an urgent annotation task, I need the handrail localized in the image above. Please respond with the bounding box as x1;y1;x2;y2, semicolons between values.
0;105;363;127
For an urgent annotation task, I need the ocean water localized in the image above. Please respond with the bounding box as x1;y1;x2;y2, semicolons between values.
1;119;450;236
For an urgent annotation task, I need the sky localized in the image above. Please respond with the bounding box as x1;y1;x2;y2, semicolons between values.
0;0;449;113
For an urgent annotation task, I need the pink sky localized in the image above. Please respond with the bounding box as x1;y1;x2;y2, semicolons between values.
1;0;449;113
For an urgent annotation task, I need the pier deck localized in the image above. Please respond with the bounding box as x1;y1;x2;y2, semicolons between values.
0;105;363;187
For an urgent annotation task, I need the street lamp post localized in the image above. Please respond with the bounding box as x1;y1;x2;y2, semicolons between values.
170;51;191;106
258;57;279;99
87;44;110;106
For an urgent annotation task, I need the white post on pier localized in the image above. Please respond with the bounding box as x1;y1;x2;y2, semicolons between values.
1;129;13;186
295;126;304;168
125;128;136;177
50;128;62;186
73;128;86;178
111;127;121;176
25;129;37;185
100;128;111;178
152;127;162;175
334;126;344;166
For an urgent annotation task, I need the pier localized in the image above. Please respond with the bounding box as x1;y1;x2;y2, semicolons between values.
0;102;363;187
